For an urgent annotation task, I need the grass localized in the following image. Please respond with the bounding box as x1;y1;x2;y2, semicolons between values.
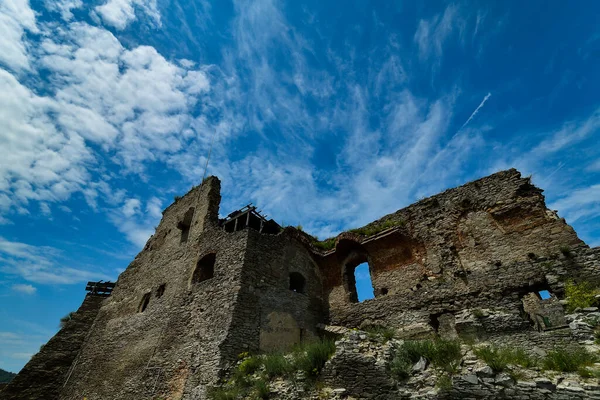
565;280;599;312
363;325;396;342
295;339;336;376
209;339;336;399
312;238;336;251
474;346;539;373
253;379;270;399
473;347;508;373
311;218;407;251
542;346;597;373
348;219;406;237
263;353;294;378
391;339;462;379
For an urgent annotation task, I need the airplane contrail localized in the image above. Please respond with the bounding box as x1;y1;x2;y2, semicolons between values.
460;92;492;130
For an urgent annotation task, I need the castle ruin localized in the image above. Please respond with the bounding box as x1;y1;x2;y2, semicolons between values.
3;169;600;399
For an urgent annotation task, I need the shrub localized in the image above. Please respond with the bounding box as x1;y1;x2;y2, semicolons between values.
263;353;294;378
565;280;599;312
294;339;336;376
543;346;597;372
472;309;485;319
239;356;262;375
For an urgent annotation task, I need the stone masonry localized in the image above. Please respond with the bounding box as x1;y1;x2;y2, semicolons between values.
2;168;599;399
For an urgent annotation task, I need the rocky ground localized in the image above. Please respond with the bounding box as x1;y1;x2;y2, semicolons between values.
214;309;600;399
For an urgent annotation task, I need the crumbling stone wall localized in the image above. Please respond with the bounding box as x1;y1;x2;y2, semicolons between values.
0;294;105;400
316;170;584;340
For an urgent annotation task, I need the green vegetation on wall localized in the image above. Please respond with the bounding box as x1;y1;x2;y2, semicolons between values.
208;339;336;400
565;280;599;312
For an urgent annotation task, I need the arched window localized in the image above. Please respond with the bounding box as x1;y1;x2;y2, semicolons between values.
289;272;306;293
139;292;151;312
337;240;375;303
192;253;216;284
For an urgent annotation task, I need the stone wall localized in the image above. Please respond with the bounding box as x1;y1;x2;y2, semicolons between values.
315;170;583;341
0;294;105;400
238;228;325;354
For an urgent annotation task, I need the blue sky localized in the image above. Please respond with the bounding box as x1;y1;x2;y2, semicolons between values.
0;0;599;372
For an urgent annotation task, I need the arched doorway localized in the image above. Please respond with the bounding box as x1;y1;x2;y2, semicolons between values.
337;239;375;303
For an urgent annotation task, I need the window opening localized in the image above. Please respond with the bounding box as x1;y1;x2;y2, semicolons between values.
538;290;551;300
289;272;306;293
177;207;195;243
353;262;374;302
139;292;151;312
156;284;166;298
192;253;216;284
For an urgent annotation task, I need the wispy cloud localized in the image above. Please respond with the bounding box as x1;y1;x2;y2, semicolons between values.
11;283;37;295
414;5;463;61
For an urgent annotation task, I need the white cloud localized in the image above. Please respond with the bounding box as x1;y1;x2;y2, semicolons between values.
0;0;38;72
12;283;37;294
0;68;95;214
44;0;83;21
94;0;161;30
0;21;211;220
0;236;110;284
108;197;163;248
